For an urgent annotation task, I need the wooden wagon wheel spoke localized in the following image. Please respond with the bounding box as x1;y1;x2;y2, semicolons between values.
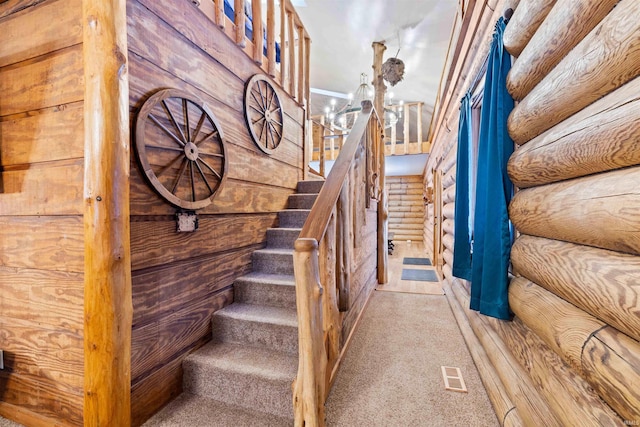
162;99;188;144
135;88;228;210
149;113;186;147
198;157;222;180
244;74;285;155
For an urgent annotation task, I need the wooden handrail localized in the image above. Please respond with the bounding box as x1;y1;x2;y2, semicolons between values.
293;101;383;426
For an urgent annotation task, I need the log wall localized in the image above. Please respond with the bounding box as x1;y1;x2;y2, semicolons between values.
126;0;305;424
386;175;424;242
427;0;640;424
0;0;85;425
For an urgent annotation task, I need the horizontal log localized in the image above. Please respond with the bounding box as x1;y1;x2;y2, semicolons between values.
388;211;423;219
443;279;523;427
442;233;454;254
490;314;623;427
503;0;556;57
450;280;561;426
507;0;640;145
440;141;457;175
442;165;456;189
510;278;640;421
507;0;618;101
509;167;640;255
509;278;603;375
511;235;640;342
443;183;456;204
442;219;454;236
442;202;455;220
443;248;453;268
508;75;640;188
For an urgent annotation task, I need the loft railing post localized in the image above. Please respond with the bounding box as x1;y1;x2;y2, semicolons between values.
234;0;246;47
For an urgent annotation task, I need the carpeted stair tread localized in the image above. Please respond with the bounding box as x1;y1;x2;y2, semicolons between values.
183;341;296;418
142;393;291;426
213;303;298;353
287;193;318;209
297;180;324;194
266;227;302;249
185;341;297;380
278;209;311;228
234;272;296;308
252;248;295;275
214;303;297;326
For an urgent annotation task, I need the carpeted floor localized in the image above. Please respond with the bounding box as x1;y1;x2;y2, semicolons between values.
325;291;499;427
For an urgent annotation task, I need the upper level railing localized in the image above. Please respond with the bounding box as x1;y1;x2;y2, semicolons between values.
310;100;428;177
292;101;384;426
196;0;310;108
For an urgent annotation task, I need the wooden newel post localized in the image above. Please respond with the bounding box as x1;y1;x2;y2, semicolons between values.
373;41;388;284
83;0;132;425
336;182;351;311
293;238;327;427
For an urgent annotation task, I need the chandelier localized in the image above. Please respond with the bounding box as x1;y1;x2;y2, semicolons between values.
323;73;403;132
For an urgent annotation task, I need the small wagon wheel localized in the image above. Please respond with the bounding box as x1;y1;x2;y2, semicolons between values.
244;74;284;154
135;88;227;210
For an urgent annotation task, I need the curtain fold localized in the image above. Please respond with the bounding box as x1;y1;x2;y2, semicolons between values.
452;92;473;281
469;17;515;320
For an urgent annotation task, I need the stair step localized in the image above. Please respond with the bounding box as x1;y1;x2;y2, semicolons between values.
183;342;297;419
234;272;296;309
212;303;298;354
266;227;301;249
297;180;324;194
278;209;310;228
287;193;317;209
142;392;291;426
252;248;294;275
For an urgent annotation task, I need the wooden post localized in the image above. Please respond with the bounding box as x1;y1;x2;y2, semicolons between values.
305;36;311;108
390;109;396;155
266;0;275;75
82;0;132;425
251;0;263;64
416;102;423;152
234;0;246;47
372;41;387;284
403;103;410;154
336;182;351;312
318;118;326;177
288;12;295;96
297;25;305;104
279;0;286;88
292;238;326;427
214;0;225;28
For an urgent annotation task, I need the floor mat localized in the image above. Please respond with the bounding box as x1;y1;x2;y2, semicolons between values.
401;268;439;282
403;257;432;266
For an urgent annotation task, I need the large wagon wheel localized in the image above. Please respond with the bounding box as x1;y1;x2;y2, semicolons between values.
135;88;227;210
244;74;284;154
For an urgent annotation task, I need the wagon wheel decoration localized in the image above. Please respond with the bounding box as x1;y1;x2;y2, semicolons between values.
244;74;284;154
135;89;227;210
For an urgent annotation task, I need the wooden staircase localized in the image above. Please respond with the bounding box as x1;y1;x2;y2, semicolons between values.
143;180;324;426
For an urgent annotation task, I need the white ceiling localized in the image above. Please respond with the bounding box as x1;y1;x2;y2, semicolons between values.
295;0;458;121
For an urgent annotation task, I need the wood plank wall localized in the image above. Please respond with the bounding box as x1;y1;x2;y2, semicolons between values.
386;176;424;242
126;0;305;424
426;0;640;424
0;0;85;425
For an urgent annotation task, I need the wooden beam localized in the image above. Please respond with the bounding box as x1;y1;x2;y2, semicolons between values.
82;0;132;425
287;11;295;96
508;75;640;188
279;0;286;88
507;0;617;100
214;0;225;28
509;166;640;255
403;103;409;153
511;235;640;343
507;0;640;144
503;0;556;57
373;42;388;284
297;25;304;103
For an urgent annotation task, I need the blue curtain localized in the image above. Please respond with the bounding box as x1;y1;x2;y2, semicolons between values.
452;92;473;281
470;17;515;320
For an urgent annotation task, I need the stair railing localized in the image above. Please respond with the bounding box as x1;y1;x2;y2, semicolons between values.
292;100;383;426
